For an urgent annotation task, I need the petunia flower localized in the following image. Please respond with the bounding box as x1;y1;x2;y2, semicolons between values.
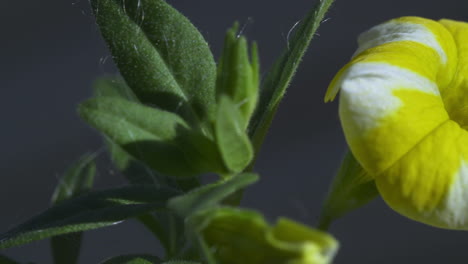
325;17;468;229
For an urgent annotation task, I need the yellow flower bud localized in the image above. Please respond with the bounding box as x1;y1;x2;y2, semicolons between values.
195;207;338;264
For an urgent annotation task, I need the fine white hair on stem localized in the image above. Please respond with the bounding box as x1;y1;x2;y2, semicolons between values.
286;20;301;50
322;17;332;24
237;17;254;38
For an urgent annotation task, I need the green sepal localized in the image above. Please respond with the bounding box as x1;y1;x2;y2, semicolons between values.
216;23;260;128
189;207;339;264
50;153;97;264
78;97;226;178
100;254;162;264
318;151;379;230
214;96;254;174
168;173;259;218
249;0;334;153
0;185;180;250
91;0;217;127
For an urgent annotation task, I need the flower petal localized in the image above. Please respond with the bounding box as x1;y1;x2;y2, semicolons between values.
328;16;468;229
377;120;468;229
439;19;468;128
377;19;468;229
327;17;457;175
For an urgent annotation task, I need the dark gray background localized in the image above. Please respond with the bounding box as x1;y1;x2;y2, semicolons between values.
1;0;468;263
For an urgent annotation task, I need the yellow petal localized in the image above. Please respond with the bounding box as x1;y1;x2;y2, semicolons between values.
325;17;457;102
439;19;468;129
328;16;468;229
376;120;467;228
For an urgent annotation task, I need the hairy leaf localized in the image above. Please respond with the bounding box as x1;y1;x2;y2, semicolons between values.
0;185;179;249
91;0;217;126
79;97;225;177
249;0;335;153
93;78;169;185
93;78;203;189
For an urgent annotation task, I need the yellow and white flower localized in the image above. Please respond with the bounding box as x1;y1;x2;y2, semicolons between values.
326;17;468;229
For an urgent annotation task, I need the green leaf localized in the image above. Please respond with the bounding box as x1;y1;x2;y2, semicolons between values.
168;173;258;218
216;23;260;127
93;77;171;185
92;78;189;257
91;0;217;127
50;153;97;264
318;151;379;230
93;77;201;188
248;0;334;153
0;185;180;249
189;207;339;264
100;254;162;264
79;97;226;178
214;96;254;173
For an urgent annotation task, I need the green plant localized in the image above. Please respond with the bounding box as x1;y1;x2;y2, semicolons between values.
0;0;337;263
4;1;465;263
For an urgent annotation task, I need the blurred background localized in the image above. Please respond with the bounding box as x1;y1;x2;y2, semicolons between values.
1;0;468;263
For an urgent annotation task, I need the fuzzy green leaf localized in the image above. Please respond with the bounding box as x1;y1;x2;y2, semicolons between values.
249;0;334;153
100;254;162;264
50;153;97;264
168;173;258;218
92;78;188;256
214;96;253;173
93;77;202;190
93;77;170;185
0;185;179;249
91;0;217;126
79;97;225;178
318;151;379;230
